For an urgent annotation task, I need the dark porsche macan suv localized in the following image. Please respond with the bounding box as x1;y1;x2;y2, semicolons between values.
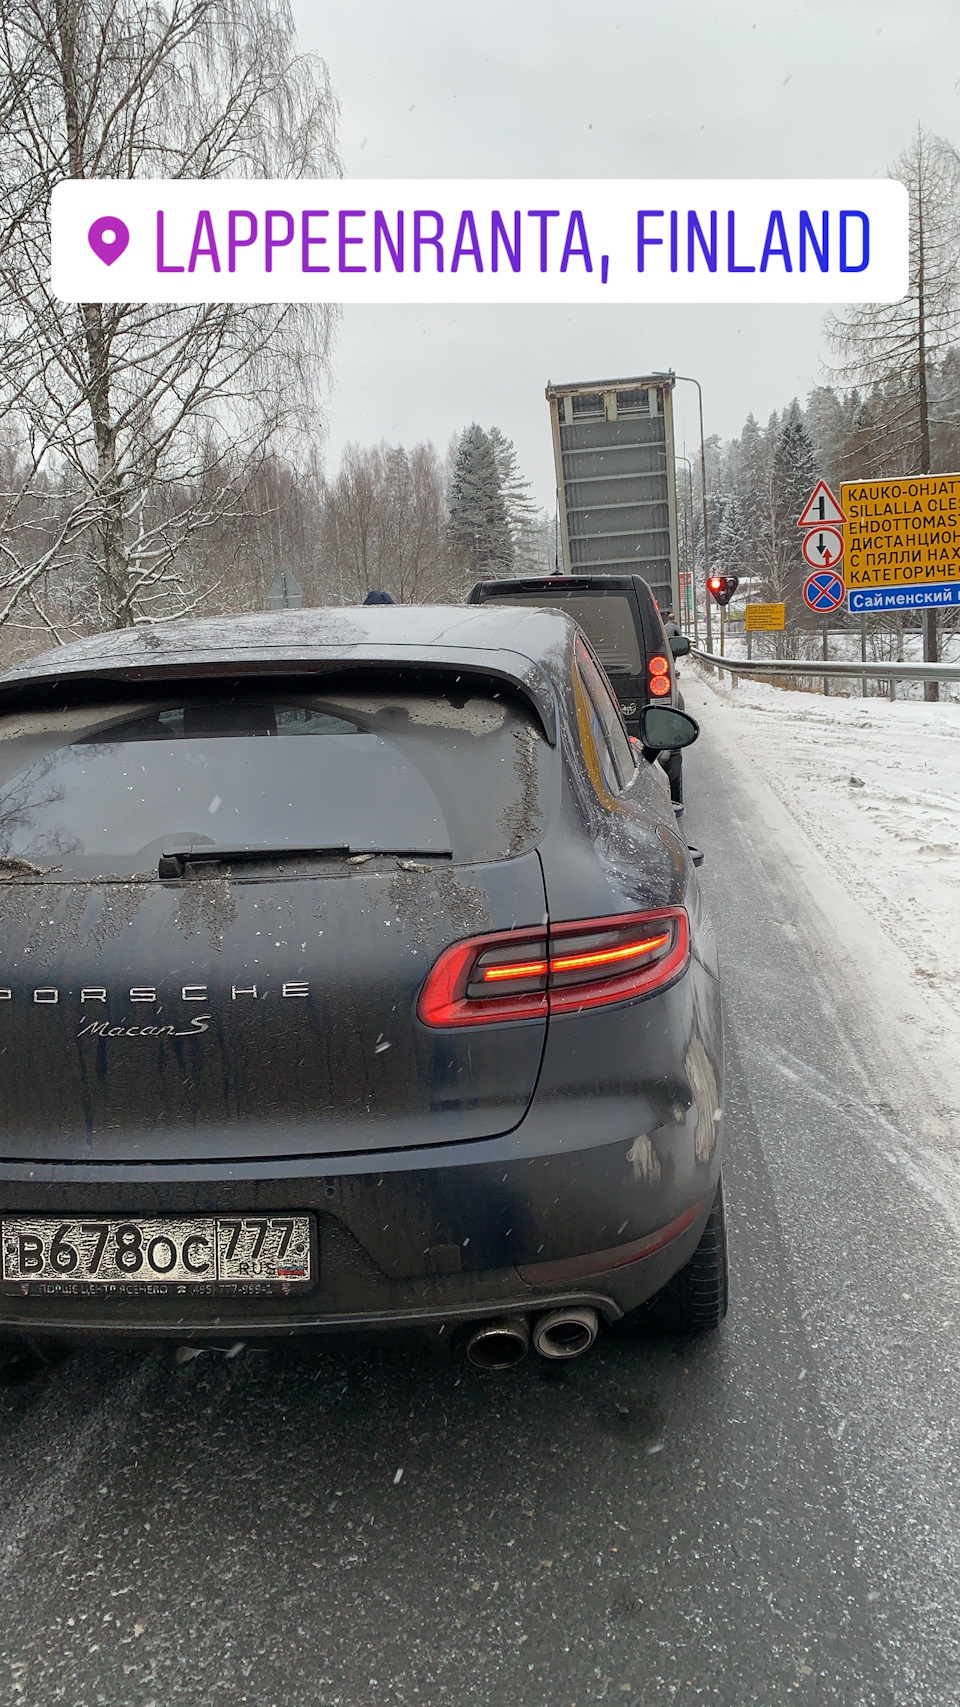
0;606;725;1369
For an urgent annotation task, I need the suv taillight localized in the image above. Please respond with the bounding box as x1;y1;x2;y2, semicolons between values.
649;653;672;698
417;909;689;1027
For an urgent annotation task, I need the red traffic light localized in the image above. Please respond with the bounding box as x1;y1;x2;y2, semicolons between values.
707;573;739;607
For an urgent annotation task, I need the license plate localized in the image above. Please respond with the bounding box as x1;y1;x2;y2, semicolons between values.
1;1214;315;1293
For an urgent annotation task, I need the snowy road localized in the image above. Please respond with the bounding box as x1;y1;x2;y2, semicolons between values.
2;688;960;1706
695;664;960;1016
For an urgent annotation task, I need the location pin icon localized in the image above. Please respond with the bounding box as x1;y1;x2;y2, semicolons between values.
88;216;129;266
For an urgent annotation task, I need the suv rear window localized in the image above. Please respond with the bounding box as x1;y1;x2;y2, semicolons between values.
481;593;642;676
0;685;549;879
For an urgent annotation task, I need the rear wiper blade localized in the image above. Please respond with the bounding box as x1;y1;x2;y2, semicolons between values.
158;845;452;878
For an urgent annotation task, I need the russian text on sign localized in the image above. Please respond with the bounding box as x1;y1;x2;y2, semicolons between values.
744;603;786;631
841;475;960;589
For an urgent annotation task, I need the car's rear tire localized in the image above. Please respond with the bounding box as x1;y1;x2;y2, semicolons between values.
643;1175;728;1334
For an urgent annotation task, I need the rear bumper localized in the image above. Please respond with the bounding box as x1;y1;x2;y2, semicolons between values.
0;970;723;1342
0;1200;714;1346
0;1132;719;1342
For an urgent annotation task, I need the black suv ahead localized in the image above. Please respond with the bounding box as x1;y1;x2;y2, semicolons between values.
467;573;691;808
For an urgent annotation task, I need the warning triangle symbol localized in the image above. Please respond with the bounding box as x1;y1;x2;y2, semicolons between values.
797;480;846;527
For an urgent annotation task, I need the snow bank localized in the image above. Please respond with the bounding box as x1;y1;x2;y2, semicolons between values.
693;666;960;994
685;663;960;1208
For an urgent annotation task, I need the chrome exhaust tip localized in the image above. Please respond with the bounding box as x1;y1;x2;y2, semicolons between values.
532;1306;599;1361
463;1316;530;1370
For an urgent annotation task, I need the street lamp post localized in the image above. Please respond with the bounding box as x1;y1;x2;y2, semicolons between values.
676;454;699;645
654;372;712;653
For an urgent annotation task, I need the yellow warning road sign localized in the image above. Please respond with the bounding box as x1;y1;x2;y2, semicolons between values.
745;602;785;631
841;474;960;589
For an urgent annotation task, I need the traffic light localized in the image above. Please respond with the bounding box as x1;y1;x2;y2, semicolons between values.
707;573;739;607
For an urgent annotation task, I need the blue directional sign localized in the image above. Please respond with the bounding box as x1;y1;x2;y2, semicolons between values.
849;584;960;613
803;570;846;613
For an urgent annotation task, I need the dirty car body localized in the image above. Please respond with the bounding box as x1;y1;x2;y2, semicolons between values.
0;607;723;1351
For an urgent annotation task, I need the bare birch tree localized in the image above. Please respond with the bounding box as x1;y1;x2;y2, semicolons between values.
0;0;340;634
321;440;453;604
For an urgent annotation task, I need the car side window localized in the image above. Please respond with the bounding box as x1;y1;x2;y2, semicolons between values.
574;647;620;796
575;638;637;791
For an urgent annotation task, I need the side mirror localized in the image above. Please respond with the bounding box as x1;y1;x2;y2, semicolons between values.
669;633;691;658
638;704;700;752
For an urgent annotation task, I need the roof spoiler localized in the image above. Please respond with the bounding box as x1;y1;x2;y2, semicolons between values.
467;574;636;600
0;649;559;746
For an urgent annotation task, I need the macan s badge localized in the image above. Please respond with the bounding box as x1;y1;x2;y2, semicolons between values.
0;981;310;1040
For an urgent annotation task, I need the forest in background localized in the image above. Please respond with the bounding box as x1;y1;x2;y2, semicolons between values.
0;3;957;685
684;353;960;661
690;130;960;694
0;417;551;664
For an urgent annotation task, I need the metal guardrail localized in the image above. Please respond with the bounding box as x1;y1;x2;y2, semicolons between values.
693;649;960;686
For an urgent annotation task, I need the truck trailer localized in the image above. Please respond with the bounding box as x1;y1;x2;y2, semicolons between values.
546;375;681;619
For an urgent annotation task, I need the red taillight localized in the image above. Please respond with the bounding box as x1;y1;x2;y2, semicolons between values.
417;909;689;1027
550;933;669;974
483;956;549;982
413;928;549;1028
649;653;672;697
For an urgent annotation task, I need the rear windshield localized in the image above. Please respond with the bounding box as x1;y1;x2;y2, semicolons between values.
0;685;550;879
482;593;642;676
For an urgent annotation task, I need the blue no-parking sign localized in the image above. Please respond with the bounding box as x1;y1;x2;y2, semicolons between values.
803;571;846;614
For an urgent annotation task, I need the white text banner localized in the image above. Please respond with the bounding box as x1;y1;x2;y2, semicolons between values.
51;179;909;306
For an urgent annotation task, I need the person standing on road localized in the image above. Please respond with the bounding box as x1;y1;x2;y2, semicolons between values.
661;609;687;712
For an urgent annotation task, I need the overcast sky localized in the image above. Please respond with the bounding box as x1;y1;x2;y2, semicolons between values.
292;0;960;509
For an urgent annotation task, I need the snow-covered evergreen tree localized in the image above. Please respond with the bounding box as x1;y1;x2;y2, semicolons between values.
447;424;514;582
737;413;774;587
772;402;819;599
487;426;543;567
